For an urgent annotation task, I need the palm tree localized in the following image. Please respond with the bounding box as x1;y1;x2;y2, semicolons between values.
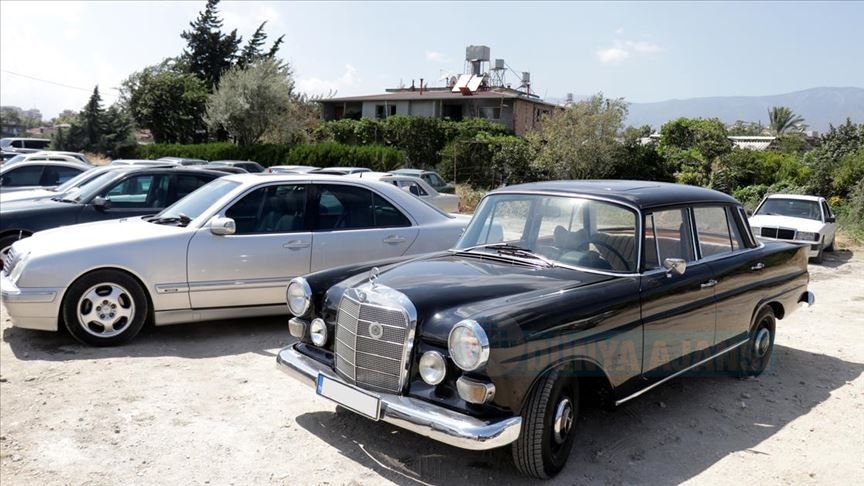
768;106;805;136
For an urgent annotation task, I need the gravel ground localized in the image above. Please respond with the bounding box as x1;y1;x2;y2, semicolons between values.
1;250;862;485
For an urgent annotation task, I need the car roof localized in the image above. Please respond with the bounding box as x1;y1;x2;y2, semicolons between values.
765;194;822;201
496;180;739;210
391;168;427;175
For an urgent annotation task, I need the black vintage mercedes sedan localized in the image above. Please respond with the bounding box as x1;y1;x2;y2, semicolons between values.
277;180;814;478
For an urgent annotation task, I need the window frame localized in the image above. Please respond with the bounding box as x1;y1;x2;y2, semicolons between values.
640;206;697;271
1;164;45;186
309;182;414;232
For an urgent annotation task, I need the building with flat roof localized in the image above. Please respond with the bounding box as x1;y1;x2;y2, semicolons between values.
318;45;559;136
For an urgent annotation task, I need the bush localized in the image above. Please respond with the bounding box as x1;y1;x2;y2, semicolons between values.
284;142;406;171
439;133;537;189
121;142;296;166
732;180;809;210
456;184;487;213
835;180;864;245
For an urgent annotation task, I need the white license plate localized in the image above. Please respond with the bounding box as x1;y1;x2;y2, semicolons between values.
316;374;381;420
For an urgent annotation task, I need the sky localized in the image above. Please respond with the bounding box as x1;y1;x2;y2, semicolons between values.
1;0;863;119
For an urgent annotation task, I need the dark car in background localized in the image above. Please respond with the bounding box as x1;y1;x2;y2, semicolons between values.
158;157;209;166
206;160;265;173
278;180;814;478
0;137;51;154
0;166;224;261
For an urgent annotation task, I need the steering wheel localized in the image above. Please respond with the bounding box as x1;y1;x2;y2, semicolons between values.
577;239;630;271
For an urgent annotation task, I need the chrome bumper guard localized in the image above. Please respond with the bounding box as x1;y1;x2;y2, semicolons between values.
276;343;522;450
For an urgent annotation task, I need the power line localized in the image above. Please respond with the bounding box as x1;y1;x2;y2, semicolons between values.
1;70;91;92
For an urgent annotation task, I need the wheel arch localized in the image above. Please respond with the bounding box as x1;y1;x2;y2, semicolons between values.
0;228;33;240
518;357;615;413
59;266;156;325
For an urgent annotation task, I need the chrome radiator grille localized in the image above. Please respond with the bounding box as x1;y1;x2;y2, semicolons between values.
333;287;415;393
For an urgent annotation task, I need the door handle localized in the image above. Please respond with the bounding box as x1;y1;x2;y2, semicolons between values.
383;235;407;245
750;262;765;271
701;279;718;289
283;240;311;250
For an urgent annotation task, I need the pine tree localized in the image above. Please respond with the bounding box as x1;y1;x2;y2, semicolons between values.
238;22;268;68
180;0;241;88
82;86;104;148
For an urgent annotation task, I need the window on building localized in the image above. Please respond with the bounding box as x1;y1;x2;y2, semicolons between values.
375;105;396;119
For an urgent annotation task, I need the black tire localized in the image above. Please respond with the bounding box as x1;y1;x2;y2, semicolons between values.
733;306;776;378
62;269;149;347
511;369;579;479
812;244;824;264
825;239;834;252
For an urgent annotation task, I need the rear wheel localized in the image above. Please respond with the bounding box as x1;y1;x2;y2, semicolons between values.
62;270;149;346
511;369;578;479
734;307;776;378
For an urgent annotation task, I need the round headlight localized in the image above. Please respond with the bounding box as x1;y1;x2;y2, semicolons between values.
286;278;311;316
419;351;446;385
448;320;490;371
310;318;328;347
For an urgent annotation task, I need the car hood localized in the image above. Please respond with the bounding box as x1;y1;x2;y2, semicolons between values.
0;197;80;214
749;214;824;232
0;188;55;204
329;253;614;344
13;216;190;257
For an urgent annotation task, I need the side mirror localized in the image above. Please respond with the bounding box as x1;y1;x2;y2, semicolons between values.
92;196;111;210
210;216;236;236
826;216;836;223
663;258;687;277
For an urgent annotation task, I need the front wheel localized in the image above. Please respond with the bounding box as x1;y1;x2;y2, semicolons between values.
511;369;579;479
62;270;149;346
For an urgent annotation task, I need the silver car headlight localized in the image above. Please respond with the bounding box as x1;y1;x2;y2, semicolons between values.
286;277;312;316
448;319;490;371
796;231;819;242
8;252;30;285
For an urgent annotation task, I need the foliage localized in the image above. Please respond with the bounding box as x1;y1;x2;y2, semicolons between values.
731;180;809;211
284;142;406;171
456;184;487;213
803;119;864;197
611;142;675;182
768;106;805;136
439;133;537;189
711;149;810;194
205;59;300;145
56;86;134;157
658;117;732;186
180;0;241;89
237;21;285;70
0;106;42;129
728;120;765;136
121;142;293;165
527;94;628;179
121;61;209;144
834;179;864;244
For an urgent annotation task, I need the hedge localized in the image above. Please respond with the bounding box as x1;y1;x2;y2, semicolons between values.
284;142;406;171
118;142;295;167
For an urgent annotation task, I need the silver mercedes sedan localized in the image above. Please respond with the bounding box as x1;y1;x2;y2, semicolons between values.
0;174;469;346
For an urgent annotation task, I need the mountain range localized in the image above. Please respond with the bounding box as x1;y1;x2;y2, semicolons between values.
550;87;864;133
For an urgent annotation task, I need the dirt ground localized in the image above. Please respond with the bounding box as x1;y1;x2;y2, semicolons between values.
1;250;862;486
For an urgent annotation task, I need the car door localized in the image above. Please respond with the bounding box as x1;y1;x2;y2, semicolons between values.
186;183;312;308
40;164;84;187
309;183;419;272
699;205;765;345
820;199;837;247
0;164;44;191
640;207;718;377
77;173;171;223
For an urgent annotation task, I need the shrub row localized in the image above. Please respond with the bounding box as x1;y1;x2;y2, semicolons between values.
284;142;406;171
119;142;294;166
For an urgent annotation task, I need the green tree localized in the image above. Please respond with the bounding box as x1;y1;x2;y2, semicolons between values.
121;62;209;144
768;106;804;136
527;93;628;179
658;117;732;186
82;86;104;148
728;120;765;136
180;0;241;88
205;59;299;145
804;119;864;196
237;21;285;69
56;86;133;156
51;109;78;125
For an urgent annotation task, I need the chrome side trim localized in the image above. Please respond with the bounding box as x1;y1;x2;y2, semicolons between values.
153;304;287;326
615;339;749;406
276;344;522;450
187;277;290;293
155;283;189;294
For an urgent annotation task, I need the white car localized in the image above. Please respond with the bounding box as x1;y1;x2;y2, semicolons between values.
0;156;90;193
748;194;837;263
1;174;468;346
351;172;460;213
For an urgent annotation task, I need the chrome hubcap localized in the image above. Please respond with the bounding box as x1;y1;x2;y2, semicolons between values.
553;397;574;445
754;327;771;358
76;283;135;338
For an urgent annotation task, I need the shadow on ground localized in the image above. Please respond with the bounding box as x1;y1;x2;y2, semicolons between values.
295;345;864;485
2;315;294;361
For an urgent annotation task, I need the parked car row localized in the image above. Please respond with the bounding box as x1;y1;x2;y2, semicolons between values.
0;157;818;478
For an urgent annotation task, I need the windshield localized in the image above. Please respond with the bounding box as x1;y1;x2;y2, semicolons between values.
54;167;111;193
69;171;124;201
156;179;240;221
455;194;639;273
756;198;821;221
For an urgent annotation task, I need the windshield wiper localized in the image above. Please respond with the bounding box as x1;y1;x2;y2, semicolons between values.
457;243;557;268
147;213;192;227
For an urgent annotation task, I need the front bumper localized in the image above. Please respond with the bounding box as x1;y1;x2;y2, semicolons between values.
276;343;522;450
0;273;62;331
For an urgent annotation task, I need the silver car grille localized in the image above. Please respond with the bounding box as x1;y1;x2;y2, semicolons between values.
334;287;415;394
